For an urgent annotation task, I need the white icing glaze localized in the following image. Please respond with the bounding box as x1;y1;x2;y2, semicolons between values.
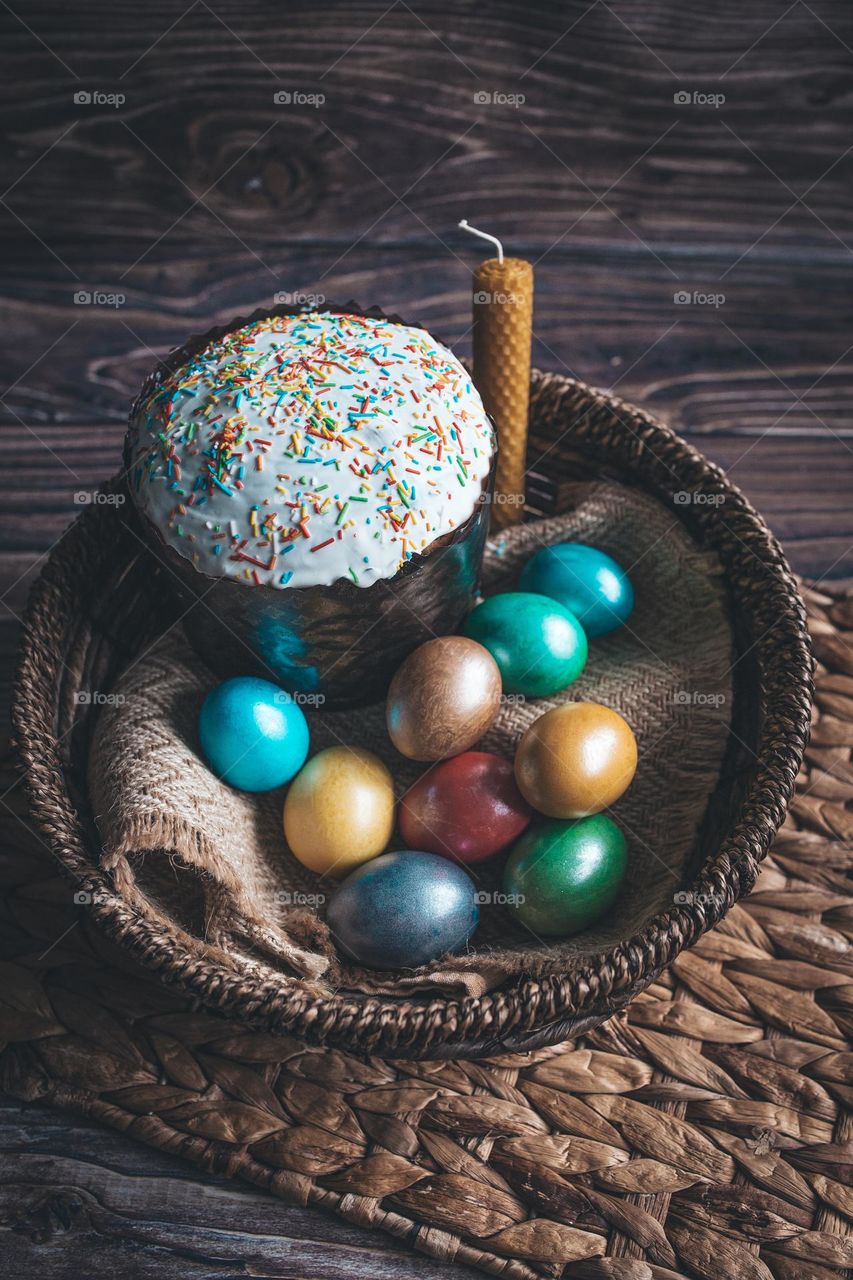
128;311;494;589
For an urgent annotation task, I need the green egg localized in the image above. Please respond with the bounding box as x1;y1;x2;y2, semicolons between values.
503;814;627;936
462;592;587;697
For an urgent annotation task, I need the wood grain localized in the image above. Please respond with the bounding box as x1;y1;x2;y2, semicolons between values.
3;1;853;253
0;1105;478;1278
3;248;853;435
2;3;853;1277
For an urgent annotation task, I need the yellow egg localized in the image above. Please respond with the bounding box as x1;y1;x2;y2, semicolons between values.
514;702;638;819
283;746;395;877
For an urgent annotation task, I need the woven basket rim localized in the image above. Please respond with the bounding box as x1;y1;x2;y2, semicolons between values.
12;369;814;1057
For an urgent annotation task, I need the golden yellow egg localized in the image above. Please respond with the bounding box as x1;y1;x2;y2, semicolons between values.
514;702;638;819
283;746;395;877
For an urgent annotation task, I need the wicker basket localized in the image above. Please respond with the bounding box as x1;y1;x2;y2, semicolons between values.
13;371;813;1059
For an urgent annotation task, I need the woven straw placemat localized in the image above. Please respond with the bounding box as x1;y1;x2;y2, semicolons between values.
1;578;851;1280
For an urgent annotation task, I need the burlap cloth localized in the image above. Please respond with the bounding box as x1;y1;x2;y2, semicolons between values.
88;481;734;999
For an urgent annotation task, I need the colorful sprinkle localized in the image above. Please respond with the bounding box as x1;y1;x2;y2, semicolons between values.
129;312;493;590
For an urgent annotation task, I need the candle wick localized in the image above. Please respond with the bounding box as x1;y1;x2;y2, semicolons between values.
458;219;504;265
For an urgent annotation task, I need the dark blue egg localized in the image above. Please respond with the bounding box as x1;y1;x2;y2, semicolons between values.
198;676;309;792
326;850;479;969
520;543;634;637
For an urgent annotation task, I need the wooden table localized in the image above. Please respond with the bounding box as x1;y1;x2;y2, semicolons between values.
2;2;852;1274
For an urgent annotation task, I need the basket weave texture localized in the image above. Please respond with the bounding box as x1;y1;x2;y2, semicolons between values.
84;480;735;997
12;372;813;1057
1;576;850;1278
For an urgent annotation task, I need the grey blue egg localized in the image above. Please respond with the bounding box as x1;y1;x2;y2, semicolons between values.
326;850;479;969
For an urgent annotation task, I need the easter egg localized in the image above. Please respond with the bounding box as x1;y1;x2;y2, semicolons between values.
327;850;479;969
399;752;532;864
386;636;502;762
514;702;638;818
462;592;587;697
503;814;627;936
520;543;634;637
283;746;394;876
198;676;309;792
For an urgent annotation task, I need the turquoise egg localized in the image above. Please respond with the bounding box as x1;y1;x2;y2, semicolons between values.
198;676;309;792
462;592;587;697
519;543;634;637
503;814;628;936
327;850;479;969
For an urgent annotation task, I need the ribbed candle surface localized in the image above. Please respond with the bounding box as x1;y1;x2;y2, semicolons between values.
472;257;534;530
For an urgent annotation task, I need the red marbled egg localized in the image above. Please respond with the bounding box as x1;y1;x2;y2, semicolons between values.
398;751;532;864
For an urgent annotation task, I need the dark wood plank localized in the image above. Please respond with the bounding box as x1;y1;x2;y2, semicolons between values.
2;248;853;437
3;1;853;256
3;4;852;1277
0;1100;479;1279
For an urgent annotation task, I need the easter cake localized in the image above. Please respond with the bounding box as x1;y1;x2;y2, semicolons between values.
125;307;496;705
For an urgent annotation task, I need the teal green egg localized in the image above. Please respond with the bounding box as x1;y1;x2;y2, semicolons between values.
519;543;634;638
462;592;587;697
503;814;627;936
